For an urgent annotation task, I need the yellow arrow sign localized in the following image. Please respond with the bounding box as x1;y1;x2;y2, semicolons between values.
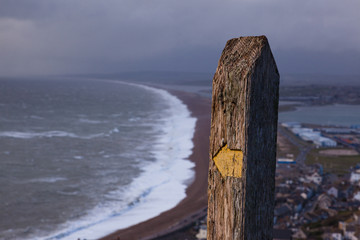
213;144;244;178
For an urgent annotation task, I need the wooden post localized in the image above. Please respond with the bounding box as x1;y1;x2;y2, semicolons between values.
207;36;279;239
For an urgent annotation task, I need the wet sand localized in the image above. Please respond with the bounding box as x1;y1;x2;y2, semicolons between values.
101;89;212;240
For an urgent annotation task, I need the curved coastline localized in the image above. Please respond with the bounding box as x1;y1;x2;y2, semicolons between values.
37;81;200;240
102;86;211;240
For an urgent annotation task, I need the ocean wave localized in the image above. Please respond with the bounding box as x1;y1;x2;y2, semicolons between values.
109;127;119;134
30;115;44;120
128;117;141;122
56;190;79;196
78;118;108;124
38;81;197;240
28;177;67;183
0;131;105;139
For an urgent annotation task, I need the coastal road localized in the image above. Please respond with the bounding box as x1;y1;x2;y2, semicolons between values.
278;125;313;166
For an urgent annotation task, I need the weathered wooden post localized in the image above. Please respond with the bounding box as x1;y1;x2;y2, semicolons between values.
207;36;279;239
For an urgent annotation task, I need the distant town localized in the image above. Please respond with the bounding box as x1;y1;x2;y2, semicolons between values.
259;84;360;239
158;83;360;240
188;122;360;240
275;122;360;239
253;84;360;239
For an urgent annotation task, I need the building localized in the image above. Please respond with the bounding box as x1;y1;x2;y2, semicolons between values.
277;158;296;164
331;230;343;240
292;229;306;239
306;172;322;185
313;137;337;147
350;170;360;183
327;187;339;198
196;225;207;240
353;191;360;202
344;225;357;240
288;126;337;147
322;230;342;240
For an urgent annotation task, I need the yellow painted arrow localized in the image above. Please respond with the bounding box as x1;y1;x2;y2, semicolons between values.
213;144;243;178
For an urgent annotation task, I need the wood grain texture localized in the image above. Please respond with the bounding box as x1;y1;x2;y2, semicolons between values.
207;36;279;240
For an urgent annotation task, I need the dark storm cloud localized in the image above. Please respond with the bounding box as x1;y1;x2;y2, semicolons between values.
0;0;359;76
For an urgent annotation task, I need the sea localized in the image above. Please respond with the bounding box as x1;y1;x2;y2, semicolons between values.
0;78;196;240
279;103;360;127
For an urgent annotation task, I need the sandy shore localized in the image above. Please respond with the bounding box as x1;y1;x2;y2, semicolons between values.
101;88;211;240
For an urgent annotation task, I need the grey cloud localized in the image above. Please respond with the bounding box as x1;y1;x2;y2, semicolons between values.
0;0;359;76
0;0;56;20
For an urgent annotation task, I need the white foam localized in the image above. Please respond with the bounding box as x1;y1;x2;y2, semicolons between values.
128;116;142;122
38;81;197;240
30;115;44;120
56;190;79;196
0;131;77;139
79;118;108;124
0;131;105;139
109;127;120;134
28;177;67;183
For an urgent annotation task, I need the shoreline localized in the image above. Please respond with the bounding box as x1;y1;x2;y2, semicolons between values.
102;88;211;240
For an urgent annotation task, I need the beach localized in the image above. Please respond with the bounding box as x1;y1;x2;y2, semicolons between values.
102;88;212;240
0;79;211;240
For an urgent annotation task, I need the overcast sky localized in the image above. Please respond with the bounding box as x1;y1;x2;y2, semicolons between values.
0;0;359;76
